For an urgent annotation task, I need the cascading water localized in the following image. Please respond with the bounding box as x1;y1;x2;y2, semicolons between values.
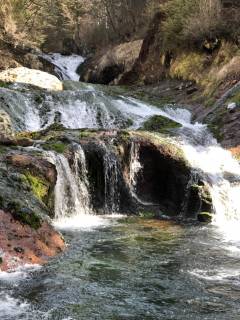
41;53;85;81
2;51;240;230
46;150;86;219
103;148;121;213
72;144;91;215
160;107;240;230
45;145;106;230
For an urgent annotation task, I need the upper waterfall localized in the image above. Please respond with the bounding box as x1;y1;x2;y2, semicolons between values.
42;53;85;81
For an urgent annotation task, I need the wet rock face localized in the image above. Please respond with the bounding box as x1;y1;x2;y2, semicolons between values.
82;141;136;214
0;127;213;269
132;141;191;216
185;182;213;219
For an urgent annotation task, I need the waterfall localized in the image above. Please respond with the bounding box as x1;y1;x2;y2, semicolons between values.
102;144;121;213
181;141;240;226
46;144;91;219
41;53;85;81
171;111;240;228
129;141;142;194
72;144;91;215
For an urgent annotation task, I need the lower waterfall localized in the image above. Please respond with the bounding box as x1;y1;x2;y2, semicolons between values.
46;146;106;230
102;142;121;214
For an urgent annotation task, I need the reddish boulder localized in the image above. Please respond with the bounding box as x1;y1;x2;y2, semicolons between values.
0;210;65;271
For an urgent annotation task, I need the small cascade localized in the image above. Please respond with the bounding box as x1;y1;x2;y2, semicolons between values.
46;144;91;220
181;141;240;226
128;141;155;206
41;53;85;81
129;141;142;194
103;145;121;213
72;144;91;215
47;151;84;219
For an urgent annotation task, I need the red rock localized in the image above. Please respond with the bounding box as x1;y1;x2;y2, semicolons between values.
0;210;65;271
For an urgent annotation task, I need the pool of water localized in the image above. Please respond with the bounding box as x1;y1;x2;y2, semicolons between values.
1;217;240;320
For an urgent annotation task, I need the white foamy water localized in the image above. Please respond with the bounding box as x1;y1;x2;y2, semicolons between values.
53;213;110;231
188;268;240;282
46;148;91;219
0;264;41;282
42;53;85;81
0;294;29;318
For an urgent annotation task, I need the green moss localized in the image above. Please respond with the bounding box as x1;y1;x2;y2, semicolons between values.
7;200;41;230
24;173;48;201
0;257;3;264
140;211;159;219
142;115;182;134
42;141;67;153
35;95;43;104
16;131;40;140
0;81;10;88
134;93;175;108
79;130;96;139
207;124;223;142
197;212;213;223
118;130;130;142
125;118;134;127
228;91;240;105
0;146;8;155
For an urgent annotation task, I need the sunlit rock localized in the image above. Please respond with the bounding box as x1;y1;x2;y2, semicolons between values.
0;67;63;91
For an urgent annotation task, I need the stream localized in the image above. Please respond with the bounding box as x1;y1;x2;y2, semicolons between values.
2;217;240;320
1;54;240;319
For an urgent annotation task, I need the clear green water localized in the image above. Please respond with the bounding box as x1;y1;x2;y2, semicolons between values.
1;217;240;320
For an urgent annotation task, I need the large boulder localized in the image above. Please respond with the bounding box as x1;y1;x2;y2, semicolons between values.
80;40;143;85
31;127;212;219
0;67;63;91
0;148;64;271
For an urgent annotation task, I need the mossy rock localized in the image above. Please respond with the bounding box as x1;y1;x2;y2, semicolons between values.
42;141;67;153
7;200;41;230
140;211;160;219
197;212;213;223
227;91;240;105
0;81;11;88
24;173;48;202
141;115;182;134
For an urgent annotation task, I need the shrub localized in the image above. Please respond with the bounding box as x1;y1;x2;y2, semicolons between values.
161;0;235;51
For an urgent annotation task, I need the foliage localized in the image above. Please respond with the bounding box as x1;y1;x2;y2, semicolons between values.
161;0;239;51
